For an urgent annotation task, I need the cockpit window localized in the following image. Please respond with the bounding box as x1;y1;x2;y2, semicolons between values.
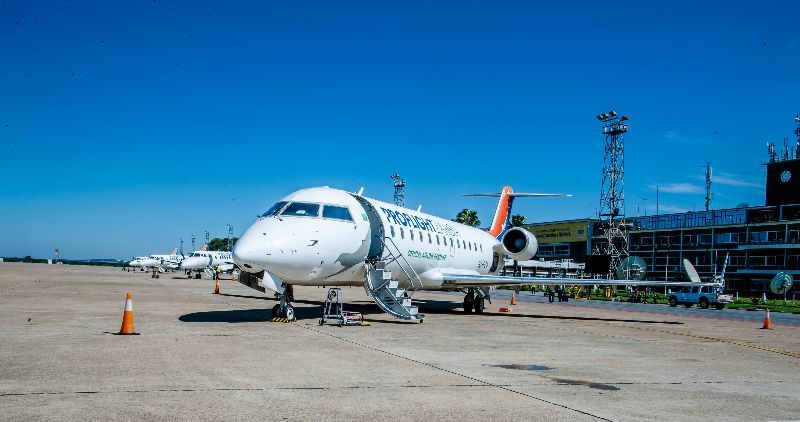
322;205;353;222
281;202;320;217
261;201;288;217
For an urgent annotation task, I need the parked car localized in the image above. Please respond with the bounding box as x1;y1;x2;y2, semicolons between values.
668;285;733;310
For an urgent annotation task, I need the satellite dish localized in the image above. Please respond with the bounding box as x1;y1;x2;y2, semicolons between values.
683;259;702;283
616;256;647;280
770;272;794;295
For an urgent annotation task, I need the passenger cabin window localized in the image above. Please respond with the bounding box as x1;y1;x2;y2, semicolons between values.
400;228;405;239
261;201;288;217
390;226;395;237
322;205;353;222
281;202;320;217
410;231;415;241
419;231;424;242
436;235;440;245
428;233;432;243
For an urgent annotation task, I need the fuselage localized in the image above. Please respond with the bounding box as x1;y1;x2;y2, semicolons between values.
233;187;503;289
128;256;159;269
151;254;183;270
180;250;234;270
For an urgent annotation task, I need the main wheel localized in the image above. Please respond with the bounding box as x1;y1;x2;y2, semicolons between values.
271;304;282;318
284;305;295;321
668;296;678;307
699;297;710;309
473;298;485;314
463;298;473;313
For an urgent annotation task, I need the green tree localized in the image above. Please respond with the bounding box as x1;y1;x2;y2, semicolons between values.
453;209;481;227
207;237;238;252
511;214;526;227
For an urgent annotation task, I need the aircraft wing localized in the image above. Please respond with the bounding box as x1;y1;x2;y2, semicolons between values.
440;273;718;288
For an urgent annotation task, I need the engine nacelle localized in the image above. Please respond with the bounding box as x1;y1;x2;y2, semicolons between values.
501;227;538;261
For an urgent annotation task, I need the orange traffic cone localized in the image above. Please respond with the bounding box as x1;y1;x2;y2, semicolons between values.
510;292;517;306
214;279;220;294
761;309;772;329
119;292;136;335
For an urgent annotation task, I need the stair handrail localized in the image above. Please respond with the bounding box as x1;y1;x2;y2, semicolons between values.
380;236;424;294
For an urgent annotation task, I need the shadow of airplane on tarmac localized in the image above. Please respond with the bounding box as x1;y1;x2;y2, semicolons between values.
178;293;682;325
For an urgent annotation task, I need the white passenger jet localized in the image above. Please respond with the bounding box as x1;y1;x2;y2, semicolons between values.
180;247;235;279
150;248;184;271
233;186;715;322
128;256;160;271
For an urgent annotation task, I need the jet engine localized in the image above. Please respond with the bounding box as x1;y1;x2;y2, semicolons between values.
501;227;538;261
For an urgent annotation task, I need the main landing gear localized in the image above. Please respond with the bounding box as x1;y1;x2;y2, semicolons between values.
271;285;296;321
463;288;487;314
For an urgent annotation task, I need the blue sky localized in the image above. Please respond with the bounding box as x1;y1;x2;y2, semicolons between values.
1;0;798;259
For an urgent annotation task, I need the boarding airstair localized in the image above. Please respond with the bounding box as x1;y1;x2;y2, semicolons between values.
363;237;425;322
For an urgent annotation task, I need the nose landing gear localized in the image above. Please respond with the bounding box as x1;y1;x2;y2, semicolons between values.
271;285;296;321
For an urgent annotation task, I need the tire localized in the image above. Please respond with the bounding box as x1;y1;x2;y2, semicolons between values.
463;297;474;313
284;305;295;321
699;297;710;309
668;296;678;307
319;318;325;326
271;304;281;318
473;298;485;314
714;303;725;310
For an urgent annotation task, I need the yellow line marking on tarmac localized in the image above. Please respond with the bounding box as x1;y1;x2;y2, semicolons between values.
619;325;800;360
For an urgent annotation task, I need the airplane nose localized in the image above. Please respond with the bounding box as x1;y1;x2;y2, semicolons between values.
232;241;261;270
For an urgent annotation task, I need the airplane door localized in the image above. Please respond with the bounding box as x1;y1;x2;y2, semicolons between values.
351;195;384;261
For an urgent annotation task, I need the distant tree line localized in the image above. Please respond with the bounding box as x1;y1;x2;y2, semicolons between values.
207;237;239;252
453;209;526;229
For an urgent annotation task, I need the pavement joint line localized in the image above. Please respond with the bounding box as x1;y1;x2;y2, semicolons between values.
0;384;518;397
149;279;613;421
0;276;53;295
617;325;800;360
448;294;800;361
4;379;794;398
431;290;800;327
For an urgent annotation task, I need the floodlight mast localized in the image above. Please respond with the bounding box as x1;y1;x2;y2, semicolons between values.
391;173;406;207
595;110;630;279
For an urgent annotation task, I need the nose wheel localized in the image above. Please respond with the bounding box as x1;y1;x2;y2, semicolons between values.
271;287;296;321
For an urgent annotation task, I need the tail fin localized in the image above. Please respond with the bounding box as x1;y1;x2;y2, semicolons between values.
200;244;207;251
170;248;177;256
464;187;571;240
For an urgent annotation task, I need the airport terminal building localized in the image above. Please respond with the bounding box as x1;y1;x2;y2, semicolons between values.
523;144;800;296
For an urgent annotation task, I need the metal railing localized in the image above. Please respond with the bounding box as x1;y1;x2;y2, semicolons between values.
378;236;424;294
